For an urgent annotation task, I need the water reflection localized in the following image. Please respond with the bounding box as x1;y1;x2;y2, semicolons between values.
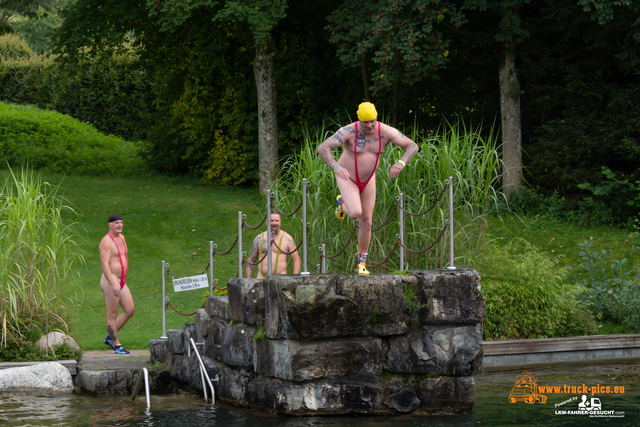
1;360;638;427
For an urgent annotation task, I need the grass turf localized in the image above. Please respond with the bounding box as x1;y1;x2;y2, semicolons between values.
486;214;640;272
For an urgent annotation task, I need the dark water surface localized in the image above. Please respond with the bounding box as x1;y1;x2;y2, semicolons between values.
2;360;638;427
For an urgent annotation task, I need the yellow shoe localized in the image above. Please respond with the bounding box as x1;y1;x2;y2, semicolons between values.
358;262;369;275
335;195;345;220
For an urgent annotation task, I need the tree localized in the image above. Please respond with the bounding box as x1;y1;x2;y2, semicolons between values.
463;0;529;198
149;0;287;194
1;0;51;34
518;0;640;195
326;0;464;125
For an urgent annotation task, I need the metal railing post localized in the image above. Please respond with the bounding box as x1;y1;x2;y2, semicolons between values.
301;178;310;275
238;212;243;278
321;244;326;274
447;177;456;270
161;261;167;338
267;190;272;275
398;193;404;271
209;241;214;296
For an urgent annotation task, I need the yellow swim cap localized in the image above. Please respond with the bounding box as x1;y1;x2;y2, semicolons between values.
357;102;377;121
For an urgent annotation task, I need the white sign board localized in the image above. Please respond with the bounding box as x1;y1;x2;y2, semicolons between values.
173;274;209;292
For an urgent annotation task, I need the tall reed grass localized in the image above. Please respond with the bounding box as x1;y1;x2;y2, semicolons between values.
271;121;502;273
0;167;83;346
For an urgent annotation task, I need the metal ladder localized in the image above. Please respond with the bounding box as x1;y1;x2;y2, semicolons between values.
188;337;219;404
131;367;151;408
131;338;218;407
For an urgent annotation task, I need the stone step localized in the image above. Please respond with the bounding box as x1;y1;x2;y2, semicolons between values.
0;359;77;375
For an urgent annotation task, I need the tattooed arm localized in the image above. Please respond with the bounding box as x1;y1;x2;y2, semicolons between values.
317;126;352;181
387;126;419;178
245;234;262;278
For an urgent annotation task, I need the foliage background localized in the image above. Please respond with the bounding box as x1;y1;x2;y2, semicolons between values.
3;1;640;220
0;102;143;176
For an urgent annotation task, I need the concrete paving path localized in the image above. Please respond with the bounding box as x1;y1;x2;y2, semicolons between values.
79;349;150;371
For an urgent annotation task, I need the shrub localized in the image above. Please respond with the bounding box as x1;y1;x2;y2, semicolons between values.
9;1;69;54
0;34;156;142
0;341;80;362
577;167;640;226
0;33;35;61
499;185;571;220
477;239;596;340
568;241;640;330
0;102;145;176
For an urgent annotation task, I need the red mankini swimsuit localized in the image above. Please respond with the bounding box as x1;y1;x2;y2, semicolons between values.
354;121;382;193
108;233;128;289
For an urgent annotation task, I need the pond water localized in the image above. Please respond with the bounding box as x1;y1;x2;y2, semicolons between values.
2;359;639;427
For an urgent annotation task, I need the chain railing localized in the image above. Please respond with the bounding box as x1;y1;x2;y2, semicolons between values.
159;177;456;337
242;214;267;230
399;183;448;217
320;178;453;273
272;197;304;218
317;224;359;273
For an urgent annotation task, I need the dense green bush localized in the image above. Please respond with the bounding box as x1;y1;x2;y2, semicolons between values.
0;102;144;176
8;0;71;54
498;185;571;220
577;167;640;227
500;179;640;227
477;239;596;340
0;34;155;142
568;241;640;331
0;33;35;60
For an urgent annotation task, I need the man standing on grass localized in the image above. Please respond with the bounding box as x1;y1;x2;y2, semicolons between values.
245;213;301;278
99;214;135;354
317;102;419;275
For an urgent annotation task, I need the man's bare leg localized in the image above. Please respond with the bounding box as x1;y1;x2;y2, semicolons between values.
115;285;135;342
100;278;135;347
336;177;362;219
357;174;376;255
100;277;120;344
336;175;376;274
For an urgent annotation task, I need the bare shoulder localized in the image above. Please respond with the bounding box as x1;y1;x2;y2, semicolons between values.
381;122;413;147
328;123;356;146
283;232;297;247
98;234;113;254
99;234;111;247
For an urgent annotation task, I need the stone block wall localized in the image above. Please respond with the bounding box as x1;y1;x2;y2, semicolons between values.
150;269;485;415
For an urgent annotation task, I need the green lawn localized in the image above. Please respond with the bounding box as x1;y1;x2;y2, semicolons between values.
6;171;639;351
486;214;640;272
27;172;267;351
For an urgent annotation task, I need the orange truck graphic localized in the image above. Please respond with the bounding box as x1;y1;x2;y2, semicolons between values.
508;371;548;404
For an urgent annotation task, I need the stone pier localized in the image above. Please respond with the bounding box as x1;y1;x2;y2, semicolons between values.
150;269;485;415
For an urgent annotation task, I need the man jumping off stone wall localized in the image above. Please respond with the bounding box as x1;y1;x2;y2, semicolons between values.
317;102;419;275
